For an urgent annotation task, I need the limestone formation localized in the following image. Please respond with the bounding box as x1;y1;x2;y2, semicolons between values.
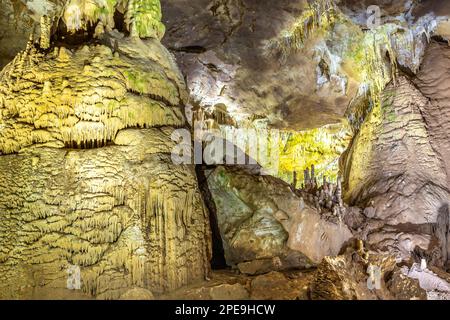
342;76;450;265
206;165;352;269
1;0;450;302
294;165;348;220
0;2;211;299
310;245;397;300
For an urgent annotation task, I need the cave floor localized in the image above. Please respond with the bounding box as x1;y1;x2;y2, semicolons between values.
157;269;316;300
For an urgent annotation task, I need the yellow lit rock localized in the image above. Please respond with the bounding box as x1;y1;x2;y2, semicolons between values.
0;6;211;299
0;36;185;154
278;122;351;185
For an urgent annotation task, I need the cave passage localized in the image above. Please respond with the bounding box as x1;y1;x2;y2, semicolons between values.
195;165;228;270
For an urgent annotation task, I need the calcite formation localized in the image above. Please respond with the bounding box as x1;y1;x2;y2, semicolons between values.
310;245;397;300
413;41;450;270
0;34;185;153
1;0;450;301
342;75;450;265
0;4;211;299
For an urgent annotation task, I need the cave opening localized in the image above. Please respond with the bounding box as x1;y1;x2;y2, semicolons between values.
195;165;228;270
113;10;128;35
53;19;98;47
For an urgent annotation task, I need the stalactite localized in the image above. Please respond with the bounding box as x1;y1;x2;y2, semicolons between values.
0;1;210;299
0;42;185;154
125;0;165;39
266;0;340;62
40;16;51;50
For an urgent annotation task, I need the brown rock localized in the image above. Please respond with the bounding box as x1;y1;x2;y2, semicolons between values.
342;76;449;262
250;271;301;300
387;269;427;300
209;284;249;300
207;166;352;269
237;259;276;276
310;249;396;300
119;288;155;300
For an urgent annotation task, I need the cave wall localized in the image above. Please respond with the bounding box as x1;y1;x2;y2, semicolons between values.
413;41;450;267
0;129;210;299
342;51;450;265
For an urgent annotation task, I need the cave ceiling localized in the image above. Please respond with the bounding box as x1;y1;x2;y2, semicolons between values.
0;0;450;131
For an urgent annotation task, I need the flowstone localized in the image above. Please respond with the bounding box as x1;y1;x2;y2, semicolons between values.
0;1;211;299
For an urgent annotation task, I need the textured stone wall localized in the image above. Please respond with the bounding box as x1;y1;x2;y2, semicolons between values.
342;75;450;264
0;129;210;299
0;13;211;298
206;165;352;270
414;41;450;267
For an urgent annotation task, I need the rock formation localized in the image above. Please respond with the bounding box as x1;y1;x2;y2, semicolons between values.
342;75;450;266
1;0;450;301
206;165;352;272
0;1;211;299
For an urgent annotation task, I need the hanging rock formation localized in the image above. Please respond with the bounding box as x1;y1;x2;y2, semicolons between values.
160;0;362;130
0;2;211;299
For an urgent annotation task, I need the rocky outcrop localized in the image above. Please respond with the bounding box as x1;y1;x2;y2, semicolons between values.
387;268;427;300
0;6;211;298
206;165;353;271
399;264;450;300
0;127;211;299
342;75;450;265
310;245;396;300
0;0;37;68
413;41;450;270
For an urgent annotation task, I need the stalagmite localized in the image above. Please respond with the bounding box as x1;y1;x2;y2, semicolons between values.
336;176;343;208
292;171;298;190
304;168;310;187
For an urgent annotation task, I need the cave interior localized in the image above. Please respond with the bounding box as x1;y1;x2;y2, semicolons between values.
0;0;449;300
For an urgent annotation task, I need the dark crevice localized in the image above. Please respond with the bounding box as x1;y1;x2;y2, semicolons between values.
53;19;98;47
195;164;227;270
64;139;115;149
431;35;450;45
169;46;208;54
113;10;127;34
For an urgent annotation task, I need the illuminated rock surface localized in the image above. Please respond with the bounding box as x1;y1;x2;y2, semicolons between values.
1;0;450;301
342;76;450;263
0;2;211;299
206;166;352;268
310;245;397;300
0;127;211;299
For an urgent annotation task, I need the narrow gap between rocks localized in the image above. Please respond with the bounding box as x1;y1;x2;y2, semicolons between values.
195;164;228;270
